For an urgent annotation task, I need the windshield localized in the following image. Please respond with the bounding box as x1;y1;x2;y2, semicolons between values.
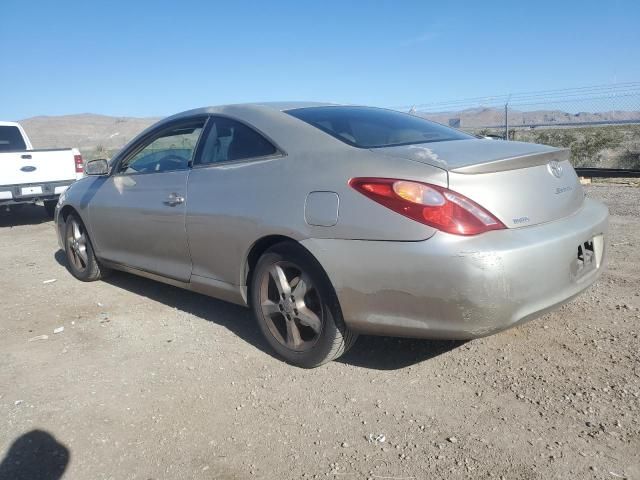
286;106;472;148
0;126;27;152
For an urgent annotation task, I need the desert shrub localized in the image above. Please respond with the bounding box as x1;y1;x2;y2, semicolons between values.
617;150;640;169
469;124;637;168
515;127;623;167
570;129;623;167
83;146;118;161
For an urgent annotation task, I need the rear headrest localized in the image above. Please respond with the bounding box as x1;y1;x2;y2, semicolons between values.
217;126;232;137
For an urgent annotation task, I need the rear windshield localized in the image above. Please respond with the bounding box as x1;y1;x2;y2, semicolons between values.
286;106;472;148
0;126;27;152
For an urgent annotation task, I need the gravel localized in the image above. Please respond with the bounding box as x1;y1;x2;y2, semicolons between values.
0;183;638;479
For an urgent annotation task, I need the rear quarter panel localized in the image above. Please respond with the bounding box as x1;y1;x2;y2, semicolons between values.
185;148;447;286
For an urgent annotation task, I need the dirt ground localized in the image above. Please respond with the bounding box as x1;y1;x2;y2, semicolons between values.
1;183;638;480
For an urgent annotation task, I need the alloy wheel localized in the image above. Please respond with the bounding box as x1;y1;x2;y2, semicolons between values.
66;218;89;272
259;260;323;352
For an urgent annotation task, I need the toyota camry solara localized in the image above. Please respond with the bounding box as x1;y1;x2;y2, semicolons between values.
55;103;608;367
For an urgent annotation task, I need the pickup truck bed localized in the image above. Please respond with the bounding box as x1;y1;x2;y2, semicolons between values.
1;122;83;216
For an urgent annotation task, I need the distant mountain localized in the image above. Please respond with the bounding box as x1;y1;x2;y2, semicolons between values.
19;114;160;152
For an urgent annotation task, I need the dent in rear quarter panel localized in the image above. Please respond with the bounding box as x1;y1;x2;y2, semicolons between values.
301;235;513;337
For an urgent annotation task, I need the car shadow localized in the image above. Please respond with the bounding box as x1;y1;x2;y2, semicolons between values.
103;269;274;356
337;336;464;370
0;204;51;227
0;430;70;480
54;250;462;370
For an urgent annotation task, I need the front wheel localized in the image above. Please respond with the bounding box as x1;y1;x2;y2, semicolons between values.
64;213;108;281
250;242;357;368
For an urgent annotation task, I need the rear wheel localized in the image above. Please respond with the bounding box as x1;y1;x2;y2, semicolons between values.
250;242;357;368
44;200;57;218
64;213;107;281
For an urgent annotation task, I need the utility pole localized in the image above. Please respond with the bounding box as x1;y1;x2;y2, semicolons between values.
504;102;509;140
504;94;511;140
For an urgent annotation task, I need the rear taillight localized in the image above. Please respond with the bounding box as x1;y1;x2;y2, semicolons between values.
74;154;84;173
349;177;505;235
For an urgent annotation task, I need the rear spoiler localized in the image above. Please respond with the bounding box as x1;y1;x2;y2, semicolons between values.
451;148;570;175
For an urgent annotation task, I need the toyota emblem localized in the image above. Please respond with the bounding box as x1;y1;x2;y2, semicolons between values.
547;160;563;178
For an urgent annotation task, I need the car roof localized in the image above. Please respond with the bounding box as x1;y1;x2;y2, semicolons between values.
113;102;356;160
164;102;343;122
242;101;340;111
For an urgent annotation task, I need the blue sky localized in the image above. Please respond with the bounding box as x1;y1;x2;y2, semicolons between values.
2;0;639;119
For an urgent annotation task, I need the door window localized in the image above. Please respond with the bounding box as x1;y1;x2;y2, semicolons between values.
119;120;206;174
197;117;277;165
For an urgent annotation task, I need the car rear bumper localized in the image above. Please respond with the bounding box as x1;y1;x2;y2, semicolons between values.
301;197;609;339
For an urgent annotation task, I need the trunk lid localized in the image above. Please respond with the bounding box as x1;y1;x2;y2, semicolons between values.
375;139;584;228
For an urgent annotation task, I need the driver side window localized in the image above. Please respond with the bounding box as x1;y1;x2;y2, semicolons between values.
119;120;205;174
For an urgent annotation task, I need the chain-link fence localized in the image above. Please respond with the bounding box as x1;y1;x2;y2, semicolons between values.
395;82;640;171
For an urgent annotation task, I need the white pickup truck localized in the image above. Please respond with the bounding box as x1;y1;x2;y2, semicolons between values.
0;121;83;217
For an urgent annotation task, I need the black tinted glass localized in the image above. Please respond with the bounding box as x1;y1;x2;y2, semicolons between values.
0;126;27;151
198;117;277;165
286;106;472;148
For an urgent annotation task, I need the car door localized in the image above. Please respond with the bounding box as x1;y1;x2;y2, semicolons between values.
186;115;282;285
89;117;207;282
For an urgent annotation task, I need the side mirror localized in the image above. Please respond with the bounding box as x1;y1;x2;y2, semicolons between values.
85;158;109;176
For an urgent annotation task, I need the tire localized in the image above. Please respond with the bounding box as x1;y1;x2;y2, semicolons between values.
44;200;57;218
64;213;108;281
250;242;357;368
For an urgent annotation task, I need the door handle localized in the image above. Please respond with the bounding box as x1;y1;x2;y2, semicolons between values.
164;192;185;206
21;154;32;160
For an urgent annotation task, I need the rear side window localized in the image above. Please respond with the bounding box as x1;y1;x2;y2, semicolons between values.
197;117;277;165
286;106;472;148
0;126;27;151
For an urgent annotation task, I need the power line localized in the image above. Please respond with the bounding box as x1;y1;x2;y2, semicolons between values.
395;82;640;109
509;91;640;108
391;82;640;112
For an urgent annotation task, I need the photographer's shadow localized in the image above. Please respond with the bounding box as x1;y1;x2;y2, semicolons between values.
0;430;69;480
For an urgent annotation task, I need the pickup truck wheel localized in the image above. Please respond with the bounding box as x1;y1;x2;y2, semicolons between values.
250;242;357;368
44;201;57;218
64;214;106;281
